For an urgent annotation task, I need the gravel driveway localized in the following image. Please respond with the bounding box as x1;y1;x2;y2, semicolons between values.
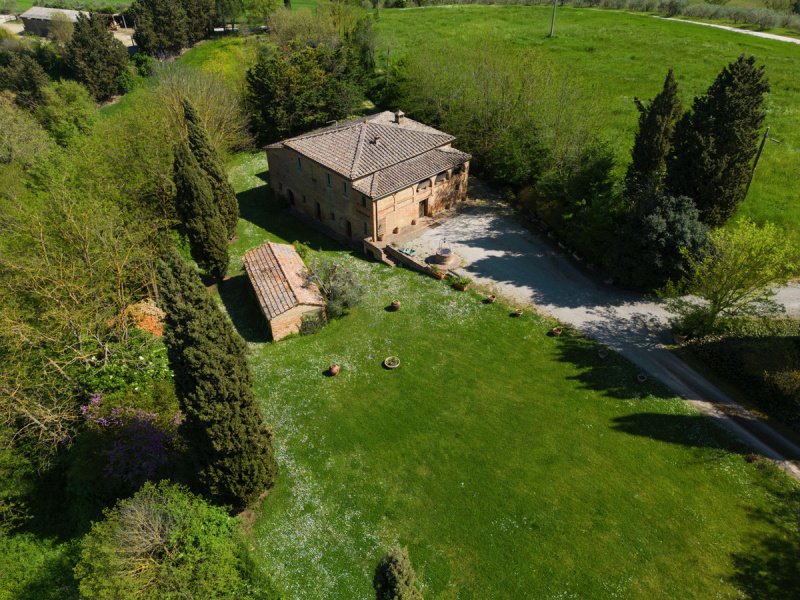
404;197;800;478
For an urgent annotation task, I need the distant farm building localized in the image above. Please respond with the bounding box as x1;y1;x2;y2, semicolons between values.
266;111;471;259
20;7;87;37
242;242;326;341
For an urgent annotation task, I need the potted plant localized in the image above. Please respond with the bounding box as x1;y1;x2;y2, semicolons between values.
448;275;472;291
329;364;341;376
637;373;648;384
597;348;609;359
430;266;445;280
384;356;400;369
550;326;562;336
390;300;401;311
486;294;496;304
512;309;524;317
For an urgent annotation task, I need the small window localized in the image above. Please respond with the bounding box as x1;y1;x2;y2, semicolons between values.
417;179;431;192
342;181;348;197
297;157;302;171
326;173;332;187
361;195;367;208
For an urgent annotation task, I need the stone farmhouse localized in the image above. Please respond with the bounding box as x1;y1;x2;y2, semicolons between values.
20;7;87;37
266;111;471;258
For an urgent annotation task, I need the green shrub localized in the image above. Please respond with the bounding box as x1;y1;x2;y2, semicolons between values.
74;481;252;599
307;257;365;319
373;546;423;600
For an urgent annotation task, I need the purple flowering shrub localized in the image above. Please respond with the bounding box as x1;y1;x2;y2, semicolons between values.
80;392;183;486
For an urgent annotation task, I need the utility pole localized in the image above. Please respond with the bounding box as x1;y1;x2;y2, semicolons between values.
744;127;781;199
548;0;557;38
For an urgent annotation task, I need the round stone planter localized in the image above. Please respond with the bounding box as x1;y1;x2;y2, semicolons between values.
512;309;524;317
384;356;400;369
551;326;562;336
329;364;340;377
486;294;496;304
637;373;648;384
598;348;609;359
390;300;401;312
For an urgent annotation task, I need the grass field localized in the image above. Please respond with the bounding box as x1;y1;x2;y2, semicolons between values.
221;152;800;599
375;6;800;248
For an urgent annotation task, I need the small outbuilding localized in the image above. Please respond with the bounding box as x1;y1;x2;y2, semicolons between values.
20;7;87;37
242;242;326;341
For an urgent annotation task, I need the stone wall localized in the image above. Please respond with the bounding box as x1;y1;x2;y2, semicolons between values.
269;305;325;341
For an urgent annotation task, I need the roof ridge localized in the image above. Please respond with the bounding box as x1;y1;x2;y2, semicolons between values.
267;242;299;307
349;122;370;179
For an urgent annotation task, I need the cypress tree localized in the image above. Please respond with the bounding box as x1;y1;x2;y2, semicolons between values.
184;99;239;239
666;55;770;227
66;14;128;101
172;140;229;280
623;69;682;205
156;252;277;508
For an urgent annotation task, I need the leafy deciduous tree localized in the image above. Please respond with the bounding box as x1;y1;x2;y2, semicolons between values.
34;80;95;146
74;480;248;599
156;252;277;508
665;219;796;335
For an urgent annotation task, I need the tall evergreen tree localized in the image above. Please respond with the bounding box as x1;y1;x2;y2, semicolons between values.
184;99;239;239
172;140;229;280
156;252;277;508
623;69;682;204
65;14;128;101
666;55;770;227
180;0;216;45
132;0;189;57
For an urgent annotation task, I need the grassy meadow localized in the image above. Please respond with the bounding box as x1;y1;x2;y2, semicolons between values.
375;5;800;247
222;151;800;598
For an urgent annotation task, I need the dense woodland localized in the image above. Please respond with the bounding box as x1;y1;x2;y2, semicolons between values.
0;1;798;598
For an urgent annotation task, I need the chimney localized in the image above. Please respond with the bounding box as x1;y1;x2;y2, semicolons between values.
373;136;381;146
394;110;405;125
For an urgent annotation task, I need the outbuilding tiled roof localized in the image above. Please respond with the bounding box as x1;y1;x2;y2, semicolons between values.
242;242;325;320
278;111;457;180
352;147;471;199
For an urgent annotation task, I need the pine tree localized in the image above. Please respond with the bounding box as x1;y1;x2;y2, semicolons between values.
373;547;423;600
132;0;190;57
184;99;239;239
623;69;682;205
65;14;128;101
180;0;215;45
666;55;770;227
156;252;277;508
172;140;229;280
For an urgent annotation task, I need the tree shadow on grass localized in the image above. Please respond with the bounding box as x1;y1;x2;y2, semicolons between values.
237;182;341;252
218;274;272;343
729;484;800;599
553;332;675;400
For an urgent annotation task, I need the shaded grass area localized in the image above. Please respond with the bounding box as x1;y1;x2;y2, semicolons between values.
225;152;800;599
375;6;800;248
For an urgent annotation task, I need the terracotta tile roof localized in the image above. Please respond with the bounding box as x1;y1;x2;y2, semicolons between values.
242;242;325;320
278;111;457;181
352;147;471;199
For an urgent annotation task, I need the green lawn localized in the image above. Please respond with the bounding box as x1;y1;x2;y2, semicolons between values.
375;5;800;248
225;152;800;599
